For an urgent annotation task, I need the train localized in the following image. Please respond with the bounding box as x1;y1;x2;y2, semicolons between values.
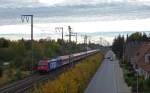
37;49;99;73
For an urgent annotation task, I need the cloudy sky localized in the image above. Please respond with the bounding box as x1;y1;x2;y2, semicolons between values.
1;0;150;25
0;0;150;43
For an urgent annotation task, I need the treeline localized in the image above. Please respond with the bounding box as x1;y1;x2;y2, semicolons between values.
0;39;60;71
112;32;150;59
0;38;100;71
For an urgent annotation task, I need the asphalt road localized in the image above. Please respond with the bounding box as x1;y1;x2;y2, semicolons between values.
85;50;131;93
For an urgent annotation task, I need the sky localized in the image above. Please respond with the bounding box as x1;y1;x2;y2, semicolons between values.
0;0;150;43
1;0;149;7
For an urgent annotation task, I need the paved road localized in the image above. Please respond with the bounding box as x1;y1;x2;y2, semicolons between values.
85;50;131;93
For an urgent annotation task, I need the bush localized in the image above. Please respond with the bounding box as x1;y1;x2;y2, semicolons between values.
122;60;146;93
143;78;150;93
14;69;22;80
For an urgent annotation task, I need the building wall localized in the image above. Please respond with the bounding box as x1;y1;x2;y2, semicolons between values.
125;41;143;63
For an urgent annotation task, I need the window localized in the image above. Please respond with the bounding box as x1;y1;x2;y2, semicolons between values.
145;54;150;63
38;60;48;66
135;64;138;69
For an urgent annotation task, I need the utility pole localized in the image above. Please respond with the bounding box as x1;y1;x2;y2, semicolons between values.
123;43;125;63
137;73;139;93
99;37;102;46
68;26;73;42
88;37;91;47
66;26;75;67
75;33;78;44
21;15;34;73
81;34;89;52
84;35;88;56
55;27;64;42
55;27;64;54
136;70;139;93
85;35;88;50
72;32;78;44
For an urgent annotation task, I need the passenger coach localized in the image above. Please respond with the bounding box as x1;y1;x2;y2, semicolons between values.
37;49;99;73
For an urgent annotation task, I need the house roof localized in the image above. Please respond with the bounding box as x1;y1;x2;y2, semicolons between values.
134;42;150;72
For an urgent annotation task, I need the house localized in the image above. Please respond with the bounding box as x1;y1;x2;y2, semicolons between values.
124;41;143;63
133;42;150;79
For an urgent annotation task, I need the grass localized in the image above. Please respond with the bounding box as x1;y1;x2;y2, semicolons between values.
0;71;11;87
32;52;103;93
0;69;30;87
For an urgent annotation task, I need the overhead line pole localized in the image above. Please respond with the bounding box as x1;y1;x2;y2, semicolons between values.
81;34;89;53
74;33;78;44
83;35;88;56
21;15;34;73
69;26;73;67
66;26;75;67
55;27;64;54
55;27;64;42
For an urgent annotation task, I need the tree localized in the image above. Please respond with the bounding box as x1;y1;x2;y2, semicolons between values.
0;38;9;48
126;32;149;42
112;35;125;59
142;33;149;41
127;32;142;42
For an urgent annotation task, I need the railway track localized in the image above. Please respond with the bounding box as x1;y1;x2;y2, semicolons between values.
0;74;47;93
0;61;79;93
0;64;70;93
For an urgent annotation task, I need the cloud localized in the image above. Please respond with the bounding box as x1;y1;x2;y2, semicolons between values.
1;0;150;8
38;0;65;5
55;0;102;6
0;0;41;8
37;0;150;6
37;0;112;6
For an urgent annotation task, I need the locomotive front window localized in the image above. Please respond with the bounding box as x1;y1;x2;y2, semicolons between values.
38;61;48;66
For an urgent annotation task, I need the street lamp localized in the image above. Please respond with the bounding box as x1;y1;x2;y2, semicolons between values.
135;69;139;93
